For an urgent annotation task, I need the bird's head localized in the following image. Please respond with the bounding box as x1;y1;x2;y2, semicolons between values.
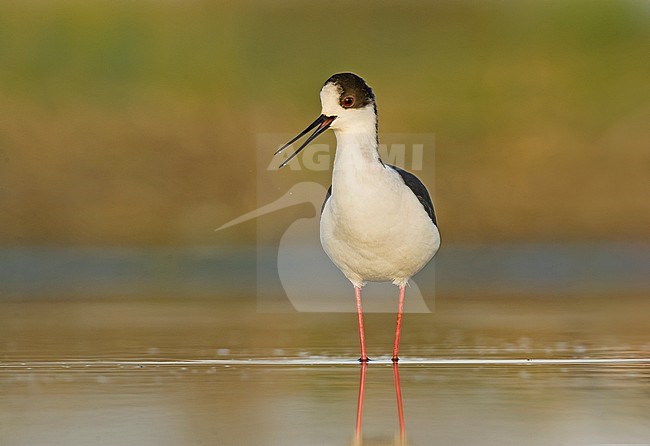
319;73;377;133
275;72;377;168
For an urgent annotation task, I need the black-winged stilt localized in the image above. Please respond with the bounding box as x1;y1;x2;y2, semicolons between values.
275;73;440;362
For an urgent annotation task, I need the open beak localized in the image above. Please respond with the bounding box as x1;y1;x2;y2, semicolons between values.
274;114;336;168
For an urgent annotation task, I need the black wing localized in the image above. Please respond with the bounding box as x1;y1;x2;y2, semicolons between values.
321;185;332;215
389;165;437;226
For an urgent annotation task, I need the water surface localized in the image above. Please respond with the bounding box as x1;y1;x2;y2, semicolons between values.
1;296;648;445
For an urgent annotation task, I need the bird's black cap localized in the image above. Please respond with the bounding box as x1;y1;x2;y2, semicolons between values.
324;73;375;109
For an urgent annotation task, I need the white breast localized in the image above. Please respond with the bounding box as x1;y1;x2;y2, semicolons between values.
319;132;439;288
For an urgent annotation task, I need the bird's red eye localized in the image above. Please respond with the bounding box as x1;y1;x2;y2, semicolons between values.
342;96;355;108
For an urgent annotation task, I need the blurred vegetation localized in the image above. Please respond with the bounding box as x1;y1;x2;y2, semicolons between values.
0;0;648;246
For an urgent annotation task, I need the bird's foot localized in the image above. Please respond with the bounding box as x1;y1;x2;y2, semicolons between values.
391;356;399;363
358;356;370;363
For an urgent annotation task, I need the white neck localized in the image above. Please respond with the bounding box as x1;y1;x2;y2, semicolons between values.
331;124;387;204
332;129;381;170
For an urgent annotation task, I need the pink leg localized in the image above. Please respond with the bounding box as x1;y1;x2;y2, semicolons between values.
355;361;367;443
355;286;369;362
392;362;405;443
392;285;405;362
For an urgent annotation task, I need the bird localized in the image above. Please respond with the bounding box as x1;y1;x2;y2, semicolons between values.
274;73;440;362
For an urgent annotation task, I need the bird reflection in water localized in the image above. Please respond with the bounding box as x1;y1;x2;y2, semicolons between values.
353;362;406;445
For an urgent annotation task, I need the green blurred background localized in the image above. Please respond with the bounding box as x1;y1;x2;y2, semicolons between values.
2;6;648;442
0;0;647;249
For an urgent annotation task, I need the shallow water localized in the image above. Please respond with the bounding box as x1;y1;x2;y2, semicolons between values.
1;296;649;445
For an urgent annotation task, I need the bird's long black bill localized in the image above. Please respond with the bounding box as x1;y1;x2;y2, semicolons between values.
274;115;324;156
275;114;335;168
